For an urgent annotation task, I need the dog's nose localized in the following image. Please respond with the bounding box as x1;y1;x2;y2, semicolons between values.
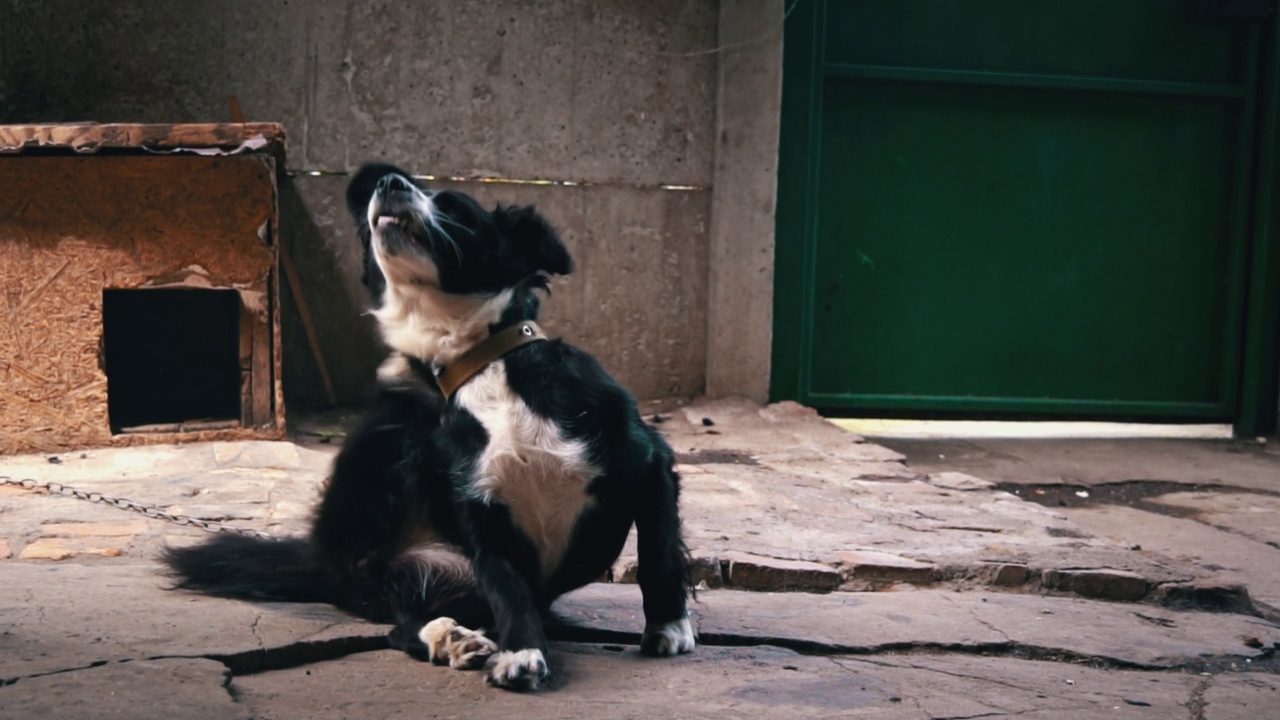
377;173;412;195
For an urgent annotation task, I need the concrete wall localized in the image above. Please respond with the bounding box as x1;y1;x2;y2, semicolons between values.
0;0;721;406
706;0;784;403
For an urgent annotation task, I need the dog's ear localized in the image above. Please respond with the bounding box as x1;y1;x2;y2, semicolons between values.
346;163;415;224
496;205;575;276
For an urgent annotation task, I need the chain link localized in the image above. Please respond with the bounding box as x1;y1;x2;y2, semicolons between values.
0;475;277;541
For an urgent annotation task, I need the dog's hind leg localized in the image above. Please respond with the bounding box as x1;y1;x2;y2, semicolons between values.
310;385;442;563
634;445;696;657
380;545;490;661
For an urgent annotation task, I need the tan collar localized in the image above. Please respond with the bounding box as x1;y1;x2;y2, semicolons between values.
434;321;547;399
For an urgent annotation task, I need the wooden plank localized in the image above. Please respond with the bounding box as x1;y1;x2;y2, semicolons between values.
0;122;284;152
251;295;274;429
0;155;279;454
0;123;286;171
119;419;240;434
268;156;288;432
239;301;256;427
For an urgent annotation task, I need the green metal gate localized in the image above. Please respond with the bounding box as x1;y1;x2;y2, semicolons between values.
773;0;1280;433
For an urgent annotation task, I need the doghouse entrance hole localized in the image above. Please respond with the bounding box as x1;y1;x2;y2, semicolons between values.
102;288;242;432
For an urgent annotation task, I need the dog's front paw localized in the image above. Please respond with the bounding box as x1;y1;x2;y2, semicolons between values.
640;616;696;656
485;649;549;692
419;618;498;670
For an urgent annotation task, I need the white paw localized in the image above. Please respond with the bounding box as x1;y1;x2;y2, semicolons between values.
418;617;498;670
486;648;549;691
640;616;696;656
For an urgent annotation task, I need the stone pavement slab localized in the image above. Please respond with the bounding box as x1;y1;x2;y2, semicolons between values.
4;562;1274;691
0;658;245;720
1202;673;1280;720
1150;490;1280;548
1066;504;1280;611
636;400;1210;594
0;563;385;682
2;397;1279;718
7;642;1221;720
227;645;1209;720
1;399;1232;602
0;442;333;560
555;584;1280;671
875;436;1280;493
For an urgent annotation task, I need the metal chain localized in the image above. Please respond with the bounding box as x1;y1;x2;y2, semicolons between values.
0;475;277;541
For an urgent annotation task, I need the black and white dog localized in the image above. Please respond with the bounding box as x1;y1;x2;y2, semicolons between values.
163;163;695;691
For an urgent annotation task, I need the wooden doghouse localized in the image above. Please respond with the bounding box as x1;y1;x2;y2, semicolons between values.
0;124;287;455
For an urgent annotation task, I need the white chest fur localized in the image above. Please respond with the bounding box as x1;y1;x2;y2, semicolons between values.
455;361;599;577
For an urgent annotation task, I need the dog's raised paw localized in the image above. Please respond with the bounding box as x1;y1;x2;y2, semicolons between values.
640;616;696;657
445;626;499;669
419;617;459;665
418;618;498;670
485;649;549;691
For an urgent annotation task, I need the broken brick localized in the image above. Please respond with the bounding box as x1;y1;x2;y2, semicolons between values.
18;537;128;561
986;563;1030;587
40;520;149;537
611;553;724;589
1041;568;1149;602
1152;581;1255;615
723;551;841;593
837;550;937;585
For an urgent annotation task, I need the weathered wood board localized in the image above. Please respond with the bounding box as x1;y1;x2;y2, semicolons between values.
1;127;286;454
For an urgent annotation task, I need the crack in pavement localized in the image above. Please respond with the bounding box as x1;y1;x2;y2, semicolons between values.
830;656;1040;694
5;619;1275;688
0;635;391;687
999;480;1280;505
826;657;1012;720
549;621;1280;675
1193;520;1280;554
218;662;239;704
195;633;391;676
941;593;1012;643
249;613;264;651
1186;674;1213;720
0;660;110;687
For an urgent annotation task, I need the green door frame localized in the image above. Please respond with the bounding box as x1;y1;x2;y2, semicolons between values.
772;0;1280;437
1239;6;1280;438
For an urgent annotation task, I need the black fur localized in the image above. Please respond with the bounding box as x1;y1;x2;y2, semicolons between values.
163;163;693;690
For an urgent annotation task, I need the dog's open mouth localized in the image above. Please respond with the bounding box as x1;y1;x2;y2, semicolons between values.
372;205;428;246
376;214;410;230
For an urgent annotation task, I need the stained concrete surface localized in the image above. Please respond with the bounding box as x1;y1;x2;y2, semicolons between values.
877;435;1280;493
2;398;1279;718
0;1;718;186
0;0;740;408
279;174;714;406
876;433;1280;614
228;648;1211;720
704;0;784;404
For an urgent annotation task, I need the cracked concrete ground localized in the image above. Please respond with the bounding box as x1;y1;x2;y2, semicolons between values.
1;398;1278;718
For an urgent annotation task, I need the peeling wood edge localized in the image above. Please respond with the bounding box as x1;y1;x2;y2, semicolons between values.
0;122;285;152
269;155;288;432
118;420;241;434
0;123;288;176
0;151;287;454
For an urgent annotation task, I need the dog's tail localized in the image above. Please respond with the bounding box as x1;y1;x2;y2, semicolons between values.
161;534;332;605
161;534;485;629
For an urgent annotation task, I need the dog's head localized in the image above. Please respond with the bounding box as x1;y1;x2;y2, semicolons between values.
346;163;574;304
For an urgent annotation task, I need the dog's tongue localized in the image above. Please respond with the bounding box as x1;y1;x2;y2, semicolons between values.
376;215;398;229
